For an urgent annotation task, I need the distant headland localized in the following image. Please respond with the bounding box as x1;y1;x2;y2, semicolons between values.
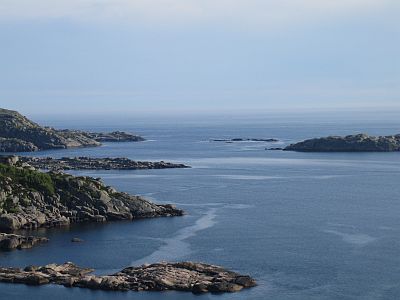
0;108;144;152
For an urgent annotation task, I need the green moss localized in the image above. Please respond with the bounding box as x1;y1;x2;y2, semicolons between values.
0;163;55;195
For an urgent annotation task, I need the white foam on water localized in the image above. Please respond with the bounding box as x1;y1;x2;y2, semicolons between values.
132;208;218;266
225;203;255;209
323;229;377;246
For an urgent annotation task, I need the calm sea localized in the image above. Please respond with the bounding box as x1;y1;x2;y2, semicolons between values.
1;113;400;300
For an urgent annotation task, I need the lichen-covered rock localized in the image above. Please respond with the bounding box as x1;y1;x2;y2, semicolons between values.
0;262;256;294
284;133;400;152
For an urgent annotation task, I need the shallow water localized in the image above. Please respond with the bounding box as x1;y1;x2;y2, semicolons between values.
1;116;400;299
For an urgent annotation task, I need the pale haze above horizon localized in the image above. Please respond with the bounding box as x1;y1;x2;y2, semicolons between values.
0;0;399;115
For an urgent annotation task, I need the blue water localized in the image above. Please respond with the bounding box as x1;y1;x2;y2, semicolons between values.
1;115;400;299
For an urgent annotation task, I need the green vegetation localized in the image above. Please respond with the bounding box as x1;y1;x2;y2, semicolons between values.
0;163;55;195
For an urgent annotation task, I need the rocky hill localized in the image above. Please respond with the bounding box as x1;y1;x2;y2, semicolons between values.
0;108;144;152
0;158;183;231
284;133;400;152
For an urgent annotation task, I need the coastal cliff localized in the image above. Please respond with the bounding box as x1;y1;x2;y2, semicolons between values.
284;133;400;152
0;108;144;152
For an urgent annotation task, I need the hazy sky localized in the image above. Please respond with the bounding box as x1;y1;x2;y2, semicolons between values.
0;0;399;115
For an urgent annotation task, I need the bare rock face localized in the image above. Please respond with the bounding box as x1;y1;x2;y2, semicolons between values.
284;133;400;152
0;262;256;294
0;233;48;250
0;108;144;152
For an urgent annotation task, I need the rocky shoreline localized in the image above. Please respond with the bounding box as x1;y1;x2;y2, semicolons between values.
284;133;400;152
0;262;256;294
0;108;144;152
18;156;190;171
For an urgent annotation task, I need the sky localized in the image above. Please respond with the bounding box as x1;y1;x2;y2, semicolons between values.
0;0;399;115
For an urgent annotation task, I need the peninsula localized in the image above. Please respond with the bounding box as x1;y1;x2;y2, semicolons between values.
0;158;183;232
0;108;144;152
17;156;190;171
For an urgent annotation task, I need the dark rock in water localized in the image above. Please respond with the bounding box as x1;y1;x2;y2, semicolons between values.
0;108;145;153
284;133;400;152
18;156;190;171
0;159;184;231
266;147;283;151
71;238;84;243
0;233;48;251
212;138;279;143
0;262;256;294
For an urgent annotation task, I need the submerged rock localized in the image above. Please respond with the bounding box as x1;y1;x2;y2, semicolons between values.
284;133;400;152
71;238;84;243
0;262;256;294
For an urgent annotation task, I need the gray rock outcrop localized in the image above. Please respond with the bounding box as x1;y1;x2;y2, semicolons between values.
0;233;48;250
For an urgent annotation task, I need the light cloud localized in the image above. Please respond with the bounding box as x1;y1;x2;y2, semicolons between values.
0;0;395;28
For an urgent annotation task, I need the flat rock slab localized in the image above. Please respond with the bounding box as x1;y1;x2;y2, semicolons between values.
0;262;256;294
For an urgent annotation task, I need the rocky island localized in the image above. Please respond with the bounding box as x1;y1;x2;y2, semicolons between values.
284;133;400;152
17;156;190;171
0;157;183;232
0;261;256;294
0;108;144;152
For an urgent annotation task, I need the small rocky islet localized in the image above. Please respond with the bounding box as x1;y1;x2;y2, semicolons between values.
0;261;256;294
284;133;400;152
212;138;279;143
0;108;144;152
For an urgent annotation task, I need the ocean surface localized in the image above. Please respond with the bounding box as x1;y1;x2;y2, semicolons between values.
1;113;400;300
